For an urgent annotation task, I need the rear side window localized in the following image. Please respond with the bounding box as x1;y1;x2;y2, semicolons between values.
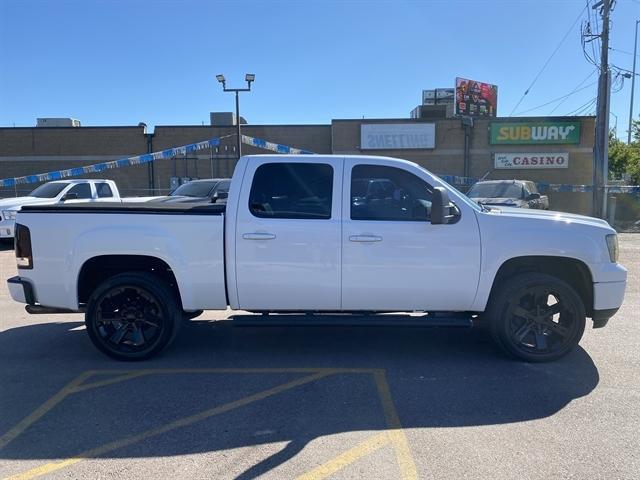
96;183;114;198
249;163;333;219
67;183;92;199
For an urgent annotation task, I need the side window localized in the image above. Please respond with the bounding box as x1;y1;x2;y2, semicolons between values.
249;163;333;219
96;183;114;198
66;183;92;199
351;165;432;221
215;180;231;198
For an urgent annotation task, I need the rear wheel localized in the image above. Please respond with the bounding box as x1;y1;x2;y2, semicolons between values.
85;272;181;360
488;273;586;362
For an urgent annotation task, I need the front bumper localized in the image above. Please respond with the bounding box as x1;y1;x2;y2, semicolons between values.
7;276;35;304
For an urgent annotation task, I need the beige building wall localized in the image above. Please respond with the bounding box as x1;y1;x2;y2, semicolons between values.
0;117;595;214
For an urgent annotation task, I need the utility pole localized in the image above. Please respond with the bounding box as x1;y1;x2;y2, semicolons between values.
628;20;639;144
593;0;612;219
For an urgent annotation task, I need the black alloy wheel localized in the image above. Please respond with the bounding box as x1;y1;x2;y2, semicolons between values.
489;273;586;362
85;272;180;360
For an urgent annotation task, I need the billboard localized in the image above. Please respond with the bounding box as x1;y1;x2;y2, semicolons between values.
360;123;435;150
455;77;498;117
490;121;581;144
494;153;569;169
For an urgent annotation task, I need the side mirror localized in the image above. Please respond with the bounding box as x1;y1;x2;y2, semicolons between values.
431;187;457;225
527;192;541;200
61;192;78;201
211;191;228;203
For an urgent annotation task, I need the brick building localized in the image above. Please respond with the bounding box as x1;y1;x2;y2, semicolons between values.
0;115;595;214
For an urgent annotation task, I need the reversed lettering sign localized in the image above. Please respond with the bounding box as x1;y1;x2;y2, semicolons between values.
494;153;569;169
360;123;435;150
490;121;581;144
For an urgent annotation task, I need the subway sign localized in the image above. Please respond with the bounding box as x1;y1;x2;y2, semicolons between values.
490;121;581;144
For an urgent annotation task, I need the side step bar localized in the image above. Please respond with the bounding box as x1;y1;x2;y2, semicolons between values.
25;305;84;315
231;313;474;328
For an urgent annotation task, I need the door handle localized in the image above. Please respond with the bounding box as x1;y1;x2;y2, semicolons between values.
349;235;382;242
242;232;276;240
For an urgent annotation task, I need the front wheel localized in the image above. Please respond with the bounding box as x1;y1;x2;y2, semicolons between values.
487;273;586;362
85;272;181;361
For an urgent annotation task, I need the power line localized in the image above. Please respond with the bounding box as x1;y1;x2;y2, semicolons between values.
514;78;598;115
509;3;588;116
565;96;597;115
550;69;599;114
609;47;640;57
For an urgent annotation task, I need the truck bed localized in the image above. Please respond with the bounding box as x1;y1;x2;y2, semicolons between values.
20;202;226;215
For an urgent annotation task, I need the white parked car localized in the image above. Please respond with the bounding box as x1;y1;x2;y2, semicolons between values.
0;179;158;238
7;155;627;362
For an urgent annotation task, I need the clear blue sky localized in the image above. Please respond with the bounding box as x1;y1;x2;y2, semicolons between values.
1;0;639;137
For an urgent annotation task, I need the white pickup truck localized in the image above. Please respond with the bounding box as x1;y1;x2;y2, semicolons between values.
7;155;627;362
0;179;158;238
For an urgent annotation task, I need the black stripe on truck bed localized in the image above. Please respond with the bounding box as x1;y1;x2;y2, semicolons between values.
20;202;226;215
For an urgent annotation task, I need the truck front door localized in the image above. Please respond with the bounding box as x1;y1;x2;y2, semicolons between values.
341;159;481;311
234;158;343;310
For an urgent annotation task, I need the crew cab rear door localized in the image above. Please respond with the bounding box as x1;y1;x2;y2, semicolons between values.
341;158;481;311
234;157;343;310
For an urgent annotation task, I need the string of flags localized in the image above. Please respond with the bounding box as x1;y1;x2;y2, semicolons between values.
1;135;638;193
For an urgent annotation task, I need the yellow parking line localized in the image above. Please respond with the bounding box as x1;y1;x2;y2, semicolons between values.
296;432;390;480
0;371;93;451
374;370;419;480
0;368;354;450
2;371;331;480
71;372;154;393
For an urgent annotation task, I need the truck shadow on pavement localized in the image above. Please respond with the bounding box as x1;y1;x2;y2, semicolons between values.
0;319;600;478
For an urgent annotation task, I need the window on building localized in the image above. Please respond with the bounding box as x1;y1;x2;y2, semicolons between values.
351;164;433;221
249;163;333;219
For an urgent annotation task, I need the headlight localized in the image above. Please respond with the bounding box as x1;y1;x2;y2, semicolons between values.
2;210;17;221
606;234;619;263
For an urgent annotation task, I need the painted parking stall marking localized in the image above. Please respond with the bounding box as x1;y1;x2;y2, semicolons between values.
0;368;418;480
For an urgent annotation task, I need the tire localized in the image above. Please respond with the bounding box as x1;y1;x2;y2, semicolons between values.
487;272;586;362
85;272;181;361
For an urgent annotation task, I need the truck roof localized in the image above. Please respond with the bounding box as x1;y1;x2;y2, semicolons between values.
47;179;113;184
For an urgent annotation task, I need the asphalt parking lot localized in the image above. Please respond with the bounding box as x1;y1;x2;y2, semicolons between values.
0;235;638;480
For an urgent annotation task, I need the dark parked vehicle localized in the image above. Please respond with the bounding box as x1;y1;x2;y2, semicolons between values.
154;179;231;204
467;180;549;210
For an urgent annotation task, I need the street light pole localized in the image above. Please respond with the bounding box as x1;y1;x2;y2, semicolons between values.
216;74;255;160
628;20;639;144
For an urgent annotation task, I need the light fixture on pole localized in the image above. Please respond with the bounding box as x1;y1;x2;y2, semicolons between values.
216;74;255;159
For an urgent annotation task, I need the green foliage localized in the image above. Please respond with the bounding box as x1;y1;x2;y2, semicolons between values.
609;121;640;184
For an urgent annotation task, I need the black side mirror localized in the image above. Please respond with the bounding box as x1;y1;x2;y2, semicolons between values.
211;191;228;203
527;192;541;201
431;187;457;225
61;192;78;201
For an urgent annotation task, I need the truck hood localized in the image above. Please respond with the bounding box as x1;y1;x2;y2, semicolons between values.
0;197;58;210
488;206;612;230
473;197;527;207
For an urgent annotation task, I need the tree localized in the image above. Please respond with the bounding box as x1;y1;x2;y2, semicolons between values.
609;120;640;184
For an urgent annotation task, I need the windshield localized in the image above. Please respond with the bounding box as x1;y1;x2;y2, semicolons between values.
28;183;68;198
468;182;524;199
170;181;216;198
